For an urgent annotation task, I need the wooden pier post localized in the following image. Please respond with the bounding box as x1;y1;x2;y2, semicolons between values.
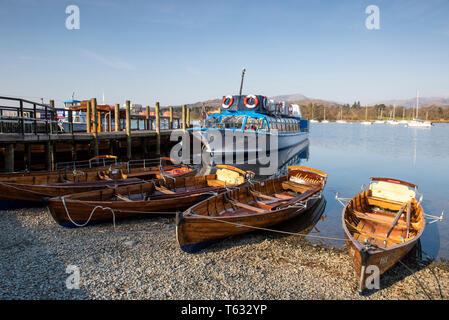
155;102;160;156
126;100;132;160
19;100;24;135
45;142;54;171
186;107;191;128
68;109;74;133
169;106;173;129
182;104;186;131
91;98;99;157
71;141;77;162
146;106;150;130
86;100;91;133
49;100;55;134
24;143;31;171
114;104;120;132
5;144;14;172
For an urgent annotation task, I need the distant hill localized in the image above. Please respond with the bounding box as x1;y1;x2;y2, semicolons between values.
176;93;449;109
375;97;449;108
182;93;341;108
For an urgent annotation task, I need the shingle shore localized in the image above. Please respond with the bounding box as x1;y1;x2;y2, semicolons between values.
0;207;447;300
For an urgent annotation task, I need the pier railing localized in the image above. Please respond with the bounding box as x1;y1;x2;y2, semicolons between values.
0;96;59;134
0;96;185;135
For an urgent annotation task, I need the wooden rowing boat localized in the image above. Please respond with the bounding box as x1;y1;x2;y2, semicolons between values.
47;165;251;228
0;158;196;202
342;177;425;294
176;166;328;253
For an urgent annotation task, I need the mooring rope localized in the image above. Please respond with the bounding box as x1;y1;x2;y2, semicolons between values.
368;243;433;300
61;196;117;229
187;212;346;242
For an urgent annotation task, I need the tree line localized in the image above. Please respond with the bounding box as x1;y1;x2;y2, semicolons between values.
170;102;449;122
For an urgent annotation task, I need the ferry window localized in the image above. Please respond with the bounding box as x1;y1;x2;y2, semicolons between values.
221;115;245;129
261;120;268;132
205;117;219;128
245;117;263;131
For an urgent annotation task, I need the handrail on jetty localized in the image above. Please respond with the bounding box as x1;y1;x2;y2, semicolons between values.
0;96;183;135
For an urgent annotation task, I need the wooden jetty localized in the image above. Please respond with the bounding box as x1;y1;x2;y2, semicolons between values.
0;96;192;172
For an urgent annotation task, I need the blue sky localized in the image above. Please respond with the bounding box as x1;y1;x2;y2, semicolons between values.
1;0;448;106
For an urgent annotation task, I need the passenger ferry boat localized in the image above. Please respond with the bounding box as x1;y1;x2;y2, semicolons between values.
185;94;309;165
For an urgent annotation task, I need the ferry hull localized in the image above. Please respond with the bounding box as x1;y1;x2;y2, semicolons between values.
193;130;309;162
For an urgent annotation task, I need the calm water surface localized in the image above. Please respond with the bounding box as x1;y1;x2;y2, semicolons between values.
296;122;449;260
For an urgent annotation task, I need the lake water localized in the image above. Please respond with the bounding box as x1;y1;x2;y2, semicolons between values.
295;122;449;260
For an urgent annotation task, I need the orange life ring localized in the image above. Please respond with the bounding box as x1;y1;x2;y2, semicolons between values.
222;95;234;109
244;95;259;108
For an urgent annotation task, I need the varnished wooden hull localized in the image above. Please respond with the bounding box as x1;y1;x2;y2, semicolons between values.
48;174;241;228
342;185;425;293
0;166;196;203
177;168;327;253
176;191;322;253
48;192;213;228
0;178;142;202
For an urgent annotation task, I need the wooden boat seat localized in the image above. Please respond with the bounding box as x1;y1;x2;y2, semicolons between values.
369;181;415;203
115;193;132;202
232;201;267;214
249;190;279;201
215;168;245;186
281;180;312;194
353;209;412;230
366;196;407;211
206;179;236;187
273;193;295;200
346;219;406;245
154;185;176;194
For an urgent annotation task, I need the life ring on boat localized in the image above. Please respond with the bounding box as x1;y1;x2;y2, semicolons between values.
279;102;284;113
288;104;293;114
222;95;233;109
244;95;259;109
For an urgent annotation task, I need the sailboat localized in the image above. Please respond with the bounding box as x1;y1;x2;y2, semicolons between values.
336;107;347;123
398;106;408;124
361;105;372;125
407;90;432;128
387;104;399;125
321;108;329;123
310;104;319;123
374;109;385;124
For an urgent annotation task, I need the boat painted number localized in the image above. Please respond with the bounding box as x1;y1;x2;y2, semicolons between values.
380;256;388;264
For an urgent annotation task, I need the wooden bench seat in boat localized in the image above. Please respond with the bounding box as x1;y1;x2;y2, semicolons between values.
232;202;267;214
281;180;312;194
352;209;415;230
154;185;176;194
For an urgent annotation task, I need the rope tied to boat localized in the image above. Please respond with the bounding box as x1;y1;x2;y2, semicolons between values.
367;242;433;300
61;196;117;229
187;211;346;242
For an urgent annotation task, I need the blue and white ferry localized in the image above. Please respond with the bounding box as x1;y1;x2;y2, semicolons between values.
186;94;309;165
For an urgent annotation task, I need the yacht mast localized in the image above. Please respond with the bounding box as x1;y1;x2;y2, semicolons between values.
416;89;419;119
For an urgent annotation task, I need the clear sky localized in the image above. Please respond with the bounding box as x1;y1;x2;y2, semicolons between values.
1;0;448;106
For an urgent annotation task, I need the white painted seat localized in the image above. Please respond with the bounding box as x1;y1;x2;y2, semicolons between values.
369;181;415;203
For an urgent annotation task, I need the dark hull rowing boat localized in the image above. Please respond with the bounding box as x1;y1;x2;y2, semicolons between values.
342;177;425;294
0;159;196;203
47;165;251;228
176;166;328;253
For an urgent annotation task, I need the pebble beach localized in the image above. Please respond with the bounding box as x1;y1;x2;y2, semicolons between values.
0;205;448;300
